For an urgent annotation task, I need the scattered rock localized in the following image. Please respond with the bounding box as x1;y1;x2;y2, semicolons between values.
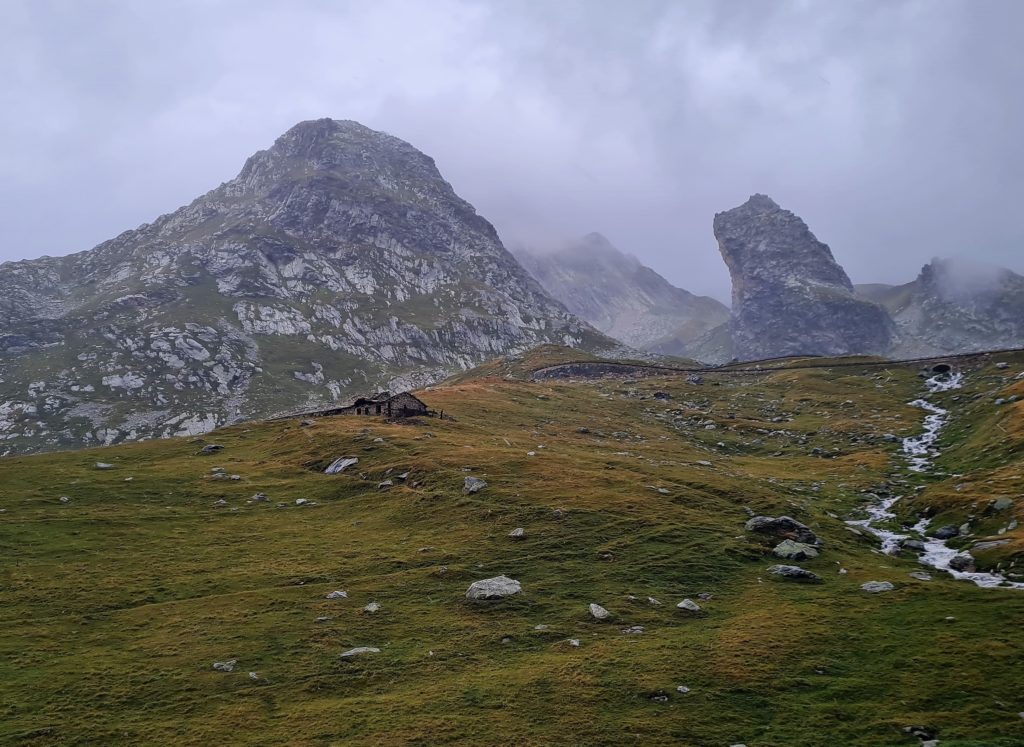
212;659;236;672
314;616;332;623
59;496;70;504
996;362;1009;369
508;527;525;540
948;554;976;572
533;624;549;631
463;476;487;494
377;479;393;489
212;499;227;507
766;564;821;582
903;725;936;741
95;462;114;470
363;602;380;613
589;603;611;620
861;581;895;593
466;575;521;600
647;596;663;607
326;590;348;599
909;571;932;581
676;685;690;694
568;639;581;647
772;539;819;560
746;515;819;545
676;599;702;613
972;539;1010;552
621;625;645;634
250;492;268;502
900;539;926;553
324;457;358;474
196;444;223;455
340;647;380;659
248;671;259;680
931;525;959;540
991;496;1014;512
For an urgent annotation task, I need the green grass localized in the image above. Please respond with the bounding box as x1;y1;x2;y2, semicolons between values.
1;350;1023;745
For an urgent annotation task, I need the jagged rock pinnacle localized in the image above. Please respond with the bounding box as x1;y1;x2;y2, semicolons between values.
714;195;895;359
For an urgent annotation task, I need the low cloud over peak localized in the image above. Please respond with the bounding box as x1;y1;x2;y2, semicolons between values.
2;0;1022;302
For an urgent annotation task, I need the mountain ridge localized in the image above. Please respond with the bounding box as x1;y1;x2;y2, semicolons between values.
0;118;615;455
514;233;728;350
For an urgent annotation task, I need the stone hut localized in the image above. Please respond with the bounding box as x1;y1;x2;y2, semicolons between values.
344;391;429;418
293;390;431;419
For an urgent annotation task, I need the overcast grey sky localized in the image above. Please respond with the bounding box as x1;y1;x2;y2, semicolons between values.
2;0;1022;301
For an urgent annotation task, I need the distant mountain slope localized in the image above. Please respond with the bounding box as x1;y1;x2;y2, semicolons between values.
514;233;728;349
0;118;613;455
858;258;1024;356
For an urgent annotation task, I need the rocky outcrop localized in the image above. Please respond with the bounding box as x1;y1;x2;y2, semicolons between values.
857;257;1024;356
0;118;614;455
515;233;728;351
713;194;895;360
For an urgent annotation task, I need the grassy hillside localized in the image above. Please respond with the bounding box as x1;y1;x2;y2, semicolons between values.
2;348;1023;746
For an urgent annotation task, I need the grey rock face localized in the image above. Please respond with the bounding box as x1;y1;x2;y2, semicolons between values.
340;646;380;658
324;457;358;474
713;194;894;360
676;598;701;613
860;257;1024;357
588;603;612;620
465;575;521;600
900;539;926;553
931;525;959;540
515;233;728;351
745;515;819;545
766;564;821;582
462;476;487;494
948;554;976;572
991;496;1014;512
0;118;613;456
861;581;895;593
772;539;820;561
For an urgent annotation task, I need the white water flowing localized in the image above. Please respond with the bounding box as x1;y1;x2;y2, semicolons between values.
850;372;1023;590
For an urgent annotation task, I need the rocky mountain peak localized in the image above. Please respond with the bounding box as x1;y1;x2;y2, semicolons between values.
0;118;612;456
859;255;1024;356
713;195;893;359
714;193;853;292
741;192;781;211
226;119;472;225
